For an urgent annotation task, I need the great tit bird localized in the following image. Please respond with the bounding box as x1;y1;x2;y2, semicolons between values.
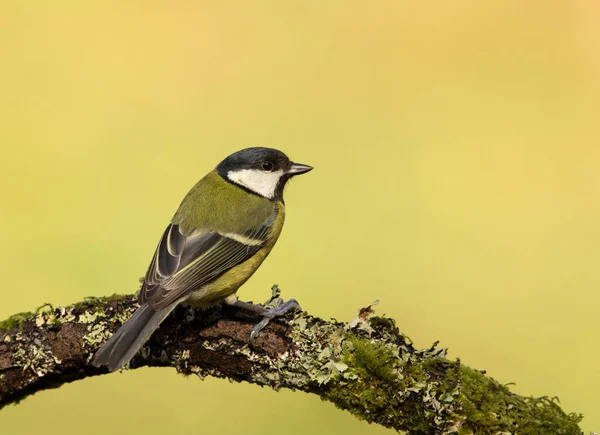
92;147;312;372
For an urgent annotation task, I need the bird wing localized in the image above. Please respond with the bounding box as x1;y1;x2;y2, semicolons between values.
139;216;274;310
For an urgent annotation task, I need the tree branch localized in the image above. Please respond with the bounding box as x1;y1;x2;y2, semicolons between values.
0;291;583;434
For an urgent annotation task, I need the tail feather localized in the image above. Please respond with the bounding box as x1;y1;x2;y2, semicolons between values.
92;302;176;372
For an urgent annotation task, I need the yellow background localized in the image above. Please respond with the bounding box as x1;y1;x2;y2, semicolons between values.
1;1;598;433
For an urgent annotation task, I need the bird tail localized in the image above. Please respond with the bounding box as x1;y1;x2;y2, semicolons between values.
92;302;176;372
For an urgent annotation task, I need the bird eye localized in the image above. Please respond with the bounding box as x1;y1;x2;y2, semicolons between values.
261;161;275;172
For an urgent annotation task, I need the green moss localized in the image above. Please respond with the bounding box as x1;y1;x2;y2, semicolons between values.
318;334;580;434
344;336;398;384
320;334;444;433
456;365;583;434
72;294;129;312
368;316;397;332
0;311;34;332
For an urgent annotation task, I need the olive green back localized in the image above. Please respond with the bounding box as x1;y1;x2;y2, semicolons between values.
173;171;275;234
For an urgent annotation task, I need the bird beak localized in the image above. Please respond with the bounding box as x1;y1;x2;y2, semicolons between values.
287;162;313;175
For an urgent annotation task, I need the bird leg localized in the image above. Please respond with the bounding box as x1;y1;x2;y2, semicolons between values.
225;295;301;346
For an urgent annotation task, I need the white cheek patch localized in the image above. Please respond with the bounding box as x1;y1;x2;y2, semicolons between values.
227;169;285;198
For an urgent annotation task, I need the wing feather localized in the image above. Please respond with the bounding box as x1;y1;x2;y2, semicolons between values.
138;212;276;309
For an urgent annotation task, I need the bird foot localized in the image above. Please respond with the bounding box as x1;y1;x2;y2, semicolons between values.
226;295;301;347
249;298;301;347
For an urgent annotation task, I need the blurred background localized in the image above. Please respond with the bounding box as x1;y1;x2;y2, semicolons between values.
1;1;598;433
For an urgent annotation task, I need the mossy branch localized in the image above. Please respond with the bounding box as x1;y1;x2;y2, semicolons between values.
0;292;584;434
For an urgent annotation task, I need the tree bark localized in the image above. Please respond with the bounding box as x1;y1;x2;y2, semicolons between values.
0;292;584;435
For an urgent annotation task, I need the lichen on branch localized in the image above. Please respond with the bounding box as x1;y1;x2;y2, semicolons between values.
0;289;584;435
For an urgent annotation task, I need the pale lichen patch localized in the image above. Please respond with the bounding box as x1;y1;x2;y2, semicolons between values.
78;311;104;324
83;323;112;349
173;349;191;372
12;343;60;378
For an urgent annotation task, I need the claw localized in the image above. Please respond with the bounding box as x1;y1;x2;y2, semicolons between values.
249;317;271;347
